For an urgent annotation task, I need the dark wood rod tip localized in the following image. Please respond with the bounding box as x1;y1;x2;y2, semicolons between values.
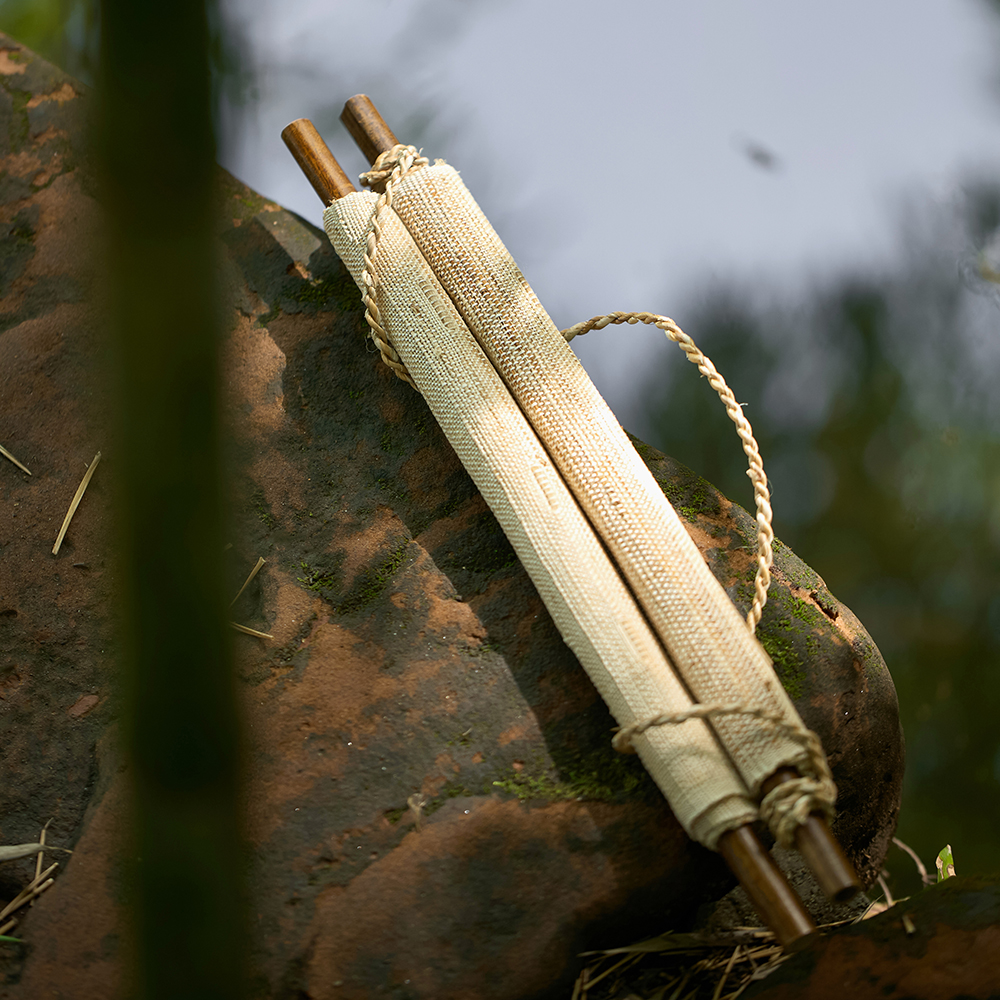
762;768;861;903
281;118;355;204
718;824;816;947
341;94;399;165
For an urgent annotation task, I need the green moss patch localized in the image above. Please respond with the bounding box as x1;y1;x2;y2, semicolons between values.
491;741;655;805
756;589;831;700
283;272;358;314
758;632;807;700
335;539;411;616
424;780;477;816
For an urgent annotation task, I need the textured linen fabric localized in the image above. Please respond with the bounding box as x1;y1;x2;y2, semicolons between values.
324;191;757;848
387;164;818;799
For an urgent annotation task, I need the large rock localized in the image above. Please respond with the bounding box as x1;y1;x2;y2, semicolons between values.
742;875;1000;999
0;36;903;1000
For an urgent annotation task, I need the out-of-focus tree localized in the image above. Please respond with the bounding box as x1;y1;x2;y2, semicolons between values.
0;0;251;126
0;0;98;82
642;179;1000;892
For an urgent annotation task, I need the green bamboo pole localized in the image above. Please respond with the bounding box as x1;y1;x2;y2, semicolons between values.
95;4;245;997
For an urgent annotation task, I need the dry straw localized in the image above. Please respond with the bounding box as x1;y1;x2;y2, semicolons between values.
0;444;31;476
229;556;266;608
573;838;934;998
229;556;272;638
0;822;67;939
229;622;273;639
52;451;101;555
572;928;798;1000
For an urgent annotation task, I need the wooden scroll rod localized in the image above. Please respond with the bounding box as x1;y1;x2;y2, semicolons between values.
279;113;818;946
281;118;355;203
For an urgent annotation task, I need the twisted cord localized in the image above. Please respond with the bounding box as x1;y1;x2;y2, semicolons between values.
563;312;773;634
356;144;430;388
613;702;836;847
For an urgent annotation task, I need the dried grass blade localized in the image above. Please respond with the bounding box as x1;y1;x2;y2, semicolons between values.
747;952;791;983
893;836;933;885
34;819;51;881
577;954;635;992
665;970;692;1000
0;444;31;476
581;932;705;957
229;622;273;639
0;919;16;936
711;946;741;1000
0;844;45;863
876;874;894;907
0;863;58;922
647;976;681;1000
52;451;101;555
230;556;266;608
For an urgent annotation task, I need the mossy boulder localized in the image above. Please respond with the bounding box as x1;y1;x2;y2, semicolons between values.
0;35;902;1000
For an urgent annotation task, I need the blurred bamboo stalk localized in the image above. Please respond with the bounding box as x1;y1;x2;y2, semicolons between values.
96;3;245;998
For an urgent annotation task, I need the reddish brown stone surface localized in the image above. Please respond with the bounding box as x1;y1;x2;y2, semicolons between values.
742;875;1000;999
0;37;904;1000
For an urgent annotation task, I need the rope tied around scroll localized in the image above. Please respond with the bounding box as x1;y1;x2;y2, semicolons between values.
354;144;836;847
613;703;837;849
357;143;429;388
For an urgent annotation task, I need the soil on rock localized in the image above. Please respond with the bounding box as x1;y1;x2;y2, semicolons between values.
0;37;903;1000
742;875;1000;1000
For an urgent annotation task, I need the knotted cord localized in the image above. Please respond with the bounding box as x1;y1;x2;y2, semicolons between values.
613;701;836;848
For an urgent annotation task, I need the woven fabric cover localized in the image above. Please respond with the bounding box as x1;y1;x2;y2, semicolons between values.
387;164;816;798
324;191;757;848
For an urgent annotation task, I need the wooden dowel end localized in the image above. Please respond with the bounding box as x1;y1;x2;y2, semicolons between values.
762;768;860;903
717;825;816;947
281;119;355;204
795;813;861;903
341;95;398;165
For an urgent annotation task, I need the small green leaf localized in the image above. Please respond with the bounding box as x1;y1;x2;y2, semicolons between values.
935;844;956;881
0;936;23;944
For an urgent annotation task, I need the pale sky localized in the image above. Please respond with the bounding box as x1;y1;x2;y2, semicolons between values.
220;0;1000;431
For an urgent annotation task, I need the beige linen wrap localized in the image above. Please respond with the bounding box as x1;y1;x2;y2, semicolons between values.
324;190;757;849
378;163;825;811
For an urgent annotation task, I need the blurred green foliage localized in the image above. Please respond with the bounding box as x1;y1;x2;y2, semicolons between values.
643;179;1000;895
0;0;98;82
0;0;252;110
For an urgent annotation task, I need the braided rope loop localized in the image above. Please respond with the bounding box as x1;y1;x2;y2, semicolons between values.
563;312;774;634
